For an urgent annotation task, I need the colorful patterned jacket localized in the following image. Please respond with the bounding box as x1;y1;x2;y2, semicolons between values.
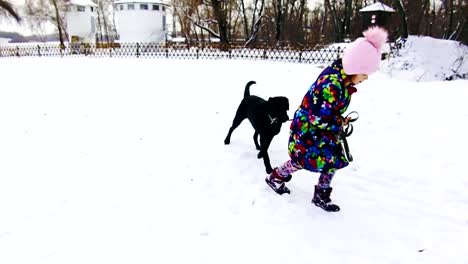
288;59;357;173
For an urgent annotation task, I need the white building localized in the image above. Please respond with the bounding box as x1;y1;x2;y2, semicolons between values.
114;0;169;43
65;0;98;43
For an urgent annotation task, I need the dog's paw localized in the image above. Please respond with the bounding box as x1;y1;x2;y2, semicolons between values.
266;167;273;174
257;152;263;159
255;145;261;150
224;139;230;145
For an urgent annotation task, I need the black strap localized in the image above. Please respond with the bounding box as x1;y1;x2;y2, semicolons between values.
338;111;359;162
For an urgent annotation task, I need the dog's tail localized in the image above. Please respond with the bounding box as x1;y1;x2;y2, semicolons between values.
244;81;256;98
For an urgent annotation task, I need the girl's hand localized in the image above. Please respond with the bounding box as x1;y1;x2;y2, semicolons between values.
343;116;352;126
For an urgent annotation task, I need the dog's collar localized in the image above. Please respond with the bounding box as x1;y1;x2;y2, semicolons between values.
268;114;279;124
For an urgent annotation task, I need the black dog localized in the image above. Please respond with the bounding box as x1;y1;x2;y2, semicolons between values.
224;81;290;174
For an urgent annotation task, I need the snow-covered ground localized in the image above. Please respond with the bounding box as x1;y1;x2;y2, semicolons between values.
0;56;467;264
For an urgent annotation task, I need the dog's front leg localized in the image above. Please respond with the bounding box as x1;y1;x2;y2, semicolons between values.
259;133;274;174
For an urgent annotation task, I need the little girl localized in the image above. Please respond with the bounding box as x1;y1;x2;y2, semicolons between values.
266;27;388;212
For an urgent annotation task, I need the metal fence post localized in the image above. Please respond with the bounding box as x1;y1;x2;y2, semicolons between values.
16;46;20;57
165;43;169;58
136;43;140;58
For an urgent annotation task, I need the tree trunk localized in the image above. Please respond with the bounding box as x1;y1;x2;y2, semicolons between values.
415;0;430;34
51;0;65;48
211;0;229;48
344;0;352;38
426;0;436;36
325;0;341;42
98;1;110;44
246;0;264;46
298;0;307;42
96;10;103;43
240;0;249;41
320;1;328;41
275;0;283;44
446;0;454;39
394;0;408;38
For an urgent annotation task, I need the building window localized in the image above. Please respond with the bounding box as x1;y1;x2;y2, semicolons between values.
90;7;94;12
153;4;159;10
128;4;134;10
77;5;85;12
371;14;376;24
140;4;148;10
163;15;166;31
162;6;165;11
119;4;124;10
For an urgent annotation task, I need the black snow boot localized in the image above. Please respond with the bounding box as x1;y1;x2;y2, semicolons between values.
265;168;292;195
312;185;340;212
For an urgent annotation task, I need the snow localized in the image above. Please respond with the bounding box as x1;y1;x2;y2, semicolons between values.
114;0;170;5
0;37;11;45
381;36;468;81
67;0;98;7
0;50;468;263
359;2;396;12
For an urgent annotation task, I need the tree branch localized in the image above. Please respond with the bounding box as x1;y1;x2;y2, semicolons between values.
0;0;21;21
186;15;220;38
245;15;263;46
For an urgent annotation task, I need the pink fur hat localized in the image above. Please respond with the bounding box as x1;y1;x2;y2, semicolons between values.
342;27;389;75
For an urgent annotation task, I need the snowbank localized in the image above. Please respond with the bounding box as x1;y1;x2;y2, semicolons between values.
381;36;468;81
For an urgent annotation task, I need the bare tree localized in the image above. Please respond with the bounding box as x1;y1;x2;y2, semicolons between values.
274;0;283;43
210;0;230;46
240;0;265;46
171;0;212;44
445;0;454;38
95;0;116;44
51;0;65;47
343;0;352;38
319;2;328;41
24;0;67;47
324;0;341;42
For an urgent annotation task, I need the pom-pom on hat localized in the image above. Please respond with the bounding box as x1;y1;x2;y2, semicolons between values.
342;26;388;75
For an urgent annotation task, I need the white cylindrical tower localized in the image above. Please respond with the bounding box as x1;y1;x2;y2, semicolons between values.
114;0;169;43
65;0;98;43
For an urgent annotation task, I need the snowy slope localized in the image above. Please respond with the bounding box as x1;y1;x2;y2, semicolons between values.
0;57;467;264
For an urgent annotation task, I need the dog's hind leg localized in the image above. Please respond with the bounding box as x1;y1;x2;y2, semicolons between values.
224;104;247;145
253;131;261;150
